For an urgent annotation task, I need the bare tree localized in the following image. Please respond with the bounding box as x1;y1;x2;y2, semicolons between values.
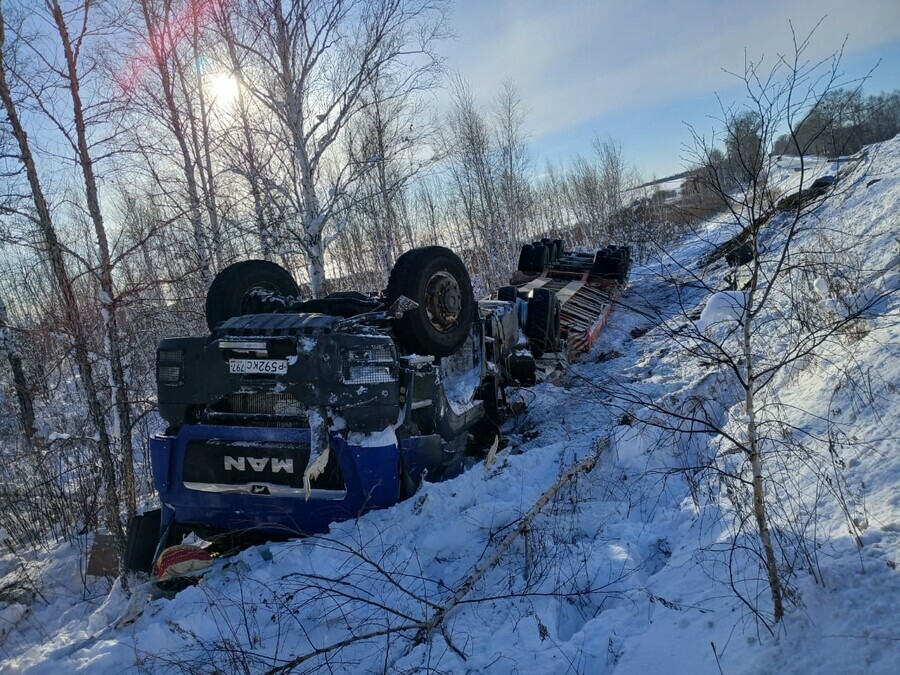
622;27;897;626
46;0;138;519
493;80;532;251
442;76;516;291
330;75;436;284
0;294;34;442
212;3;280;261
133;0;215;284
0;0;128;569
217;0;448;296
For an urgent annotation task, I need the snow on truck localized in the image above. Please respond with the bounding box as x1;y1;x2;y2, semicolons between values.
124;242;631;576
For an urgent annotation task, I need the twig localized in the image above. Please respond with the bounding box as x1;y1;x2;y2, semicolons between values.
408;439;607;649
711;641;726;675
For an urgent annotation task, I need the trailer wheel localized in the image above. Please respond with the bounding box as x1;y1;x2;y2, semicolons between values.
508;352;537;385
497;286;518;302
540;238;559;263
591;249;615;279
387;246;474;357
529;245;550;274
553;239;564;257
527;288;561;355
549;241;560;262
205;260;300;330
517;244;535;273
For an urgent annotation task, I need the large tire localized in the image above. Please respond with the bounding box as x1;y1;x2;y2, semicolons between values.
592;247;623;280
529;245;550;273
527;288;561;355
497;286;518;302
553;239;565;257
590;249;609;277
549;241;560;263
508;353;536;385
387;246;475;357
205;260;300;330
517;244;535;273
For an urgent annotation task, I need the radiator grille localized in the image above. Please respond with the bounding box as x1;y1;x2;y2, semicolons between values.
204;392;307;427
225;392;304;416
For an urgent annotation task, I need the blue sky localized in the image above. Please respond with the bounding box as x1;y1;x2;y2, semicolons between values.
441;0;900;179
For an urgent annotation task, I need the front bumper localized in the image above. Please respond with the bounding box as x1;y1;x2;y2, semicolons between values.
150;425;400;535
151;424;405;536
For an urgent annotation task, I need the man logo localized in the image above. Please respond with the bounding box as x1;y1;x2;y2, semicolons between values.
223;456;294;473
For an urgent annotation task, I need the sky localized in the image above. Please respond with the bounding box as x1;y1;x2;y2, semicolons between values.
441;0;900;179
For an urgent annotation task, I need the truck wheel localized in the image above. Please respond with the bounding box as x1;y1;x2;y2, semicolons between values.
205;260;300;330
527;288;561;355
387;247;475;357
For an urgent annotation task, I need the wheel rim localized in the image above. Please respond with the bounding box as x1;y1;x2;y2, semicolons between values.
240;282;282;314
423;271;462;332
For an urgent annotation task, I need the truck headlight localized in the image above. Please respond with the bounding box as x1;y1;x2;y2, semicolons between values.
341;345;396;385
157;350;184;386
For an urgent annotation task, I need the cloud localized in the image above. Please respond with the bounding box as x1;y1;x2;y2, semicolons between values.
445;0;900;138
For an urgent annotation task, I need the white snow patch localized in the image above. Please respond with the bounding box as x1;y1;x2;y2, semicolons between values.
345;425;398;448
694;290;747;331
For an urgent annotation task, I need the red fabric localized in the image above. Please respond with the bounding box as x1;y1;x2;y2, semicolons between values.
153;544;213;580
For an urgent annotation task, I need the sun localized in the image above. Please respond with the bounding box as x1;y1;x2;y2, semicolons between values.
210;72;239;106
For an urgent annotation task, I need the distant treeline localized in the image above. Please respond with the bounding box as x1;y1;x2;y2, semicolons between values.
774;88;900;158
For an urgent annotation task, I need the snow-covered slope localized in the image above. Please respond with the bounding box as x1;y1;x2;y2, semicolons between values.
1;139;898;674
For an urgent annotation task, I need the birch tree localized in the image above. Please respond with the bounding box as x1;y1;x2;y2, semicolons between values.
0;0;128;569
217;0;447;296
132;0;216;283
618;29;895;626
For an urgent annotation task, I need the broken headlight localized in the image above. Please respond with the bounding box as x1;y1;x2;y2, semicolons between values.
341;344;397;385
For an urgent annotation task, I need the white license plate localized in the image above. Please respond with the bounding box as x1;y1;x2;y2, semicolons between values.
229;359;288;375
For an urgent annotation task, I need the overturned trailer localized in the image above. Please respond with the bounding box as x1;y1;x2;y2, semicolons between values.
126;242;630;575
503;239;631;356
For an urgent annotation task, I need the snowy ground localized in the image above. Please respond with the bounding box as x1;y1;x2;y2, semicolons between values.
1;140;898;673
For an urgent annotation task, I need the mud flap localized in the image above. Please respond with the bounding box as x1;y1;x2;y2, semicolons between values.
399;435;443;486
125;509;163;574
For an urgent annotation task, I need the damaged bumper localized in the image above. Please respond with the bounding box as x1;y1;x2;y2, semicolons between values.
150;424;444;536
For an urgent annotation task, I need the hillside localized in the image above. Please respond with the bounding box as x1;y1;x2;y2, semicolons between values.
1;137;898;674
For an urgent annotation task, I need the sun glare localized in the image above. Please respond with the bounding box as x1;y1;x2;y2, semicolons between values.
210;73;239;105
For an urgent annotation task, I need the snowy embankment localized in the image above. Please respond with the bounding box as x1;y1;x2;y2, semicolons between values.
1;139;898;673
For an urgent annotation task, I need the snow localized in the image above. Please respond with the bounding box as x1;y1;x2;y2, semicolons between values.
694;290;747;331
443;362;483;414
345;425;398;448
2;141;899;673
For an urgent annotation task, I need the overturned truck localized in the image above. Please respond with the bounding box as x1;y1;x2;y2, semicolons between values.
127;243;630;574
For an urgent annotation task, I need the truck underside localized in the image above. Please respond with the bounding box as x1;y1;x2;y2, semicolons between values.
124;242;631;576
